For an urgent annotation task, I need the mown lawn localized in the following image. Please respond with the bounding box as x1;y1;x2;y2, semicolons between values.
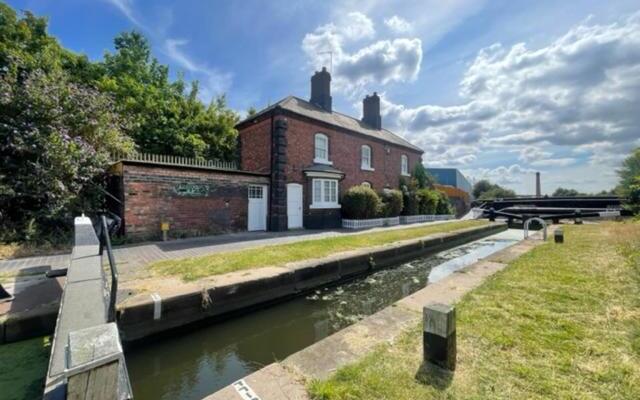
309;222;640;399
0;336;51;400
149;220;488;281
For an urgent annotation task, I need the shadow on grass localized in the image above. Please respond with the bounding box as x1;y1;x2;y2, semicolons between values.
415;361;454;390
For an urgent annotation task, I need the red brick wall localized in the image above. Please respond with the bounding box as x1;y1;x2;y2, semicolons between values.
284;116;423;192
121;163;269;240
239;117;271;173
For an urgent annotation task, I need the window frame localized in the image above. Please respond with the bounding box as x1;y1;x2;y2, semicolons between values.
361;181;372;189
361;145;374;171
310;178;340;209
314;133;332;165
401;154;410;176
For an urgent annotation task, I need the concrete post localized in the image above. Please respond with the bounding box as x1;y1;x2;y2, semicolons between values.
575;209;583;225
423;303;456;370
66;323;132;400
554;228;564;243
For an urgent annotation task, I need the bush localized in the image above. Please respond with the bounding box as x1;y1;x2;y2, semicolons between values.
435;191;454;215
379;189;403;217
342;186;382;219
416;188;438;215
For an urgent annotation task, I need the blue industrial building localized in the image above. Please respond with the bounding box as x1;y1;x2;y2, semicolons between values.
426;167;473;197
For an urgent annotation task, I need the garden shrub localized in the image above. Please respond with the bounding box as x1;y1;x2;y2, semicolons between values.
435;191;454;215
416;188;439;215
342;186;382;219
380;189;403;217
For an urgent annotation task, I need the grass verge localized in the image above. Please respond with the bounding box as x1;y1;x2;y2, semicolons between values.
0;242;70;260
309;222;640;399
0;336;51;400
149;220;488;281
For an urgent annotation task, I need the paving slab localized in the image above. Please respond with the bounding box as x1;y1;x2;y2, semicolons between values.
203;363;310;400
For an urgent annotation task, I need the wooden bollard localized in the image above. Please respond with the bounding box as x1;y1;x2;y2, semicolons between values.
554;228;564;243
423;303;456;370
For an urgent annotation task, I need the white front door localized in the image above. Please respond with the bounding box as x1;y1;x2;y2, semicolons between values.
248;185;267;231
287;183;303;229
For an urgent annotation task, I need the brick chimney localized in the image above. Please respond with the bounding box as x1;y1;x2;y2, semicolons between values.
310;67;332;112
362;92;381;129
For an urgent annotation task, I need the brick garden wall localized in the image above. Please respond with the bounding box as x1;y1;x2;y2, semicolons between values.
118;162;269;240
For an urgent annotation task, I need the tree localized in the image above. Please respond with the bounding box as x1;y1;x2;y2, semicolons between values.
472;179;516;200
97;31;239;160
0;5;133;242
412;164;435;189
617;147;640;196
553;187;582;197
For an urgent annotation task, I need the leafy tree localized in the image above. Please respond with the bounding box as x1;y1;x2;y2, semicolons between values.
553;187;582;197
246;106;258;118
627;176;640;215
473;179;516;200
617;147;640;196
412;164;435;189
97;31;239;160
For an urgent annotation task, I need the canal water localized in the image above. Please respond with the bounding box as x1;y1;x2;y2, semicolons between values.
126;229;522;400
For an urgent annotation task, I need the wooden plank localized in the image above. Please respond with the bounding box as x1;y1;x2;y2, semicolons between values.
67;361;119;400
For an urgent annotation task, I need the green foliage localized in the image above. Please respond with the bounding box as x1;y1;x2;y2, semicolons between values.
341;186;382;219
400;178;452;215
411;163;434;189
627;176;640;215
415;188;438;214
379;189;403;217
473;179;517;200
618;148;640;196
553;187;582;197
0;6;134;242
0;4;240;242
435;190;454;214
97;31;239;160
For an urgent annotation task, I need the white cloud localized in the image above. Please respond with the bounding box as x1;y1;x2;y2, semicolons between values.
302;12;422;95
384;16;413;33
465;164;536;186
164;39;233;100
530;158;577;167
380;12;640;190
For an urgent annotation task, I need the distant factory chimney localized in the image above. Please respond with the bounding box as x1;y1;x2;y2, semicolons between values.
362;92;381;129
310;67;332;112
535;172;541;197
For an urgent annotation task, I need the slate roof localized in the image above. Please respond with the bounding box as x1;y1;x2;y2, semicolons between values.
238;96;423;153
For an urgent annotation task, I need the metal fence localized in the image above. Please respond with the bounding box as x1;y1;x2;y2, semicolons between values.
112;152;238;171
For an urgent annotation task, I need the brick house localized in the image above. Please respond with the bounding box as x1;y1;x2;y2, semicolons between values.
237;68;424;231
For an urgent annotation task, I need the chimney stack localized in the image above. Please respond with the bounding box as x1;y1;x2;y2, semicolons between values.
310;67;332;112
535;172;541;197
362;92;381;130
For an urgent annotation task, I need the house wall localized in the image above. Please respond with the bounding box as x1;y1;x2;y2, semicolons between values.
118;162;269;240
239;117;271;174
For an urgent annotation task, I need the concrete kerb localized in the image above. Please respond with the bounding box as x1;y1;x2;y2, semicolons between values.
117;223;507;343
205;225;552;400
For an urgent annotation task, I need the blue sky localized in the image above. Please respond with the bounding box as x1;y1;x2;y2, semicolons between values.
8;0;640;194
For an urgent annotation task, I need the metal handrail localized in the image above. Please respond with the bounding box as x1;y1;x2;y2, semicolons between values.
101;215;119;323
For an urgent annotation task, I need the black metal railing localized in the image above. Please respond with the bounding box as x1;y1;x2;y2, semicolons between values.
100;215;119;323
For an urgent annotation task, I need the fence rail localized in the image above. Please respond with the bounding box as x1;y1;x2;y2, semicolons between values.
112;152;238;171
399;214;454;224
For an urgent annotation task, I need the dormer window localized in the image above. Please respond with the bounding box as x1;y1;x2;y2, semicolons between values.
314;133;331;165
401;154;409;176
361;145;374;171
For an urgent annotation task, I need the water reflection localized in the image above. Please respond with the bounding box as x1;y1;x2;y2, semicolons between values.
127;230;519;400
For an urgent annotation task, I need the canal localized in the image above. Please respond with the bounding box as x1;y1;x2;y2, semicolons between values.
126;229;522;400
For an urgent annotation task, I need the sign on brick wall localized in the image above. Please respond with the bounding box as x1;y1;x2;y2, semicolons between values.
173;183;211;197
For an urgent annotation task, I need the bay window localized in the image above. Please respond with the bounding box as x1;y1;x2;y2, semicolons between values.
311;179;339;208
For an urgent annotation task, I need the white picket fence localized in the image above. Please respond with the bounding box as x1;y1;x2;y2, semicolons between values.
343;214;455;229
342;217;400;229
112;152;238;171
399;214;454;224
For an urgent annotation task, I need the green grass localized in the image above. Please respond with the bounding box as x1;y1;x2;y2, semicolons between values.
309;222;640;400
0;336;51;400
149;220;488;281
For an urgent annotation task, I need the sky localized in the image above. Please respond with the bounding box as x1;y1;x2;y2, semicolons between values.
8;0;640;194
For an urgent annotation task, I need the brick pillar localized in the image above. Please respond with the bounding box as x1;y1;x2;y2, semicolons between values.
270;115;288;231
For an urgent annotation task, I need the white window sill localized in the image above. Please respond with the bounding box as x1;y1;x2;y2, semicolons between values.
401;173;411;177
314;158;333;165
310;203;341;209
361;166;375;171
